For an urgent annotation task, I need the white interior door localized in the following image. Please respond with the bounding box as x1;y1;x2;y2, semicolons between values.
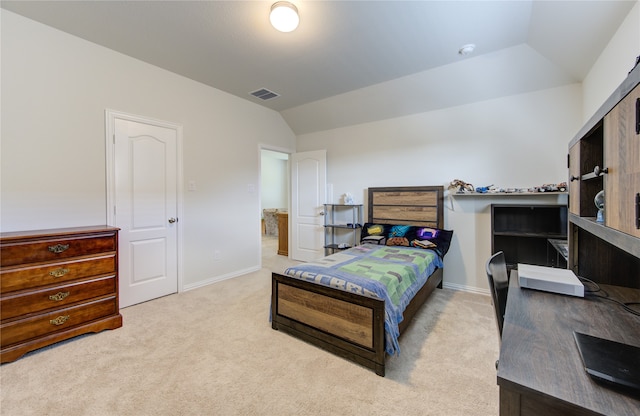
108;112;180;308
291;150;326;261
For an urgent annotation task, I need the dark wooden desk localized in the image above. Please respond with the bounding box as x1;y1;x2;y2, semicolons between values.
497;272;640;416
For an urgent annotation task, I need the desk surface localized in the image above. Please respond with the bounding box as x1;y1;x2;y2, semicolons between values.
497;272;640;415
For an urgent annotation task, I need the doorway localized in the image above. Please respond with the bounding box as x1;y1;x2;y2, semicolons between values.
260;148;289;257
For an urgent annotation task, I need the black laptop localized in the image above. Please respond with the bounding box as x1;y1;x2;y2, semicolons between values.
573;331;640;397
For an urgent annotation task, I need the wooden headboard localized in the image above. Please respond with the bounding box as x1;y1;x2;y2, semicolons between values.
367;186;444;229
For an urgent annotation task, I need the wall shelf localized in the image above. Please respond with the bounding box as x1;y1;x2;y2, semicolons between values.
569;214;640;258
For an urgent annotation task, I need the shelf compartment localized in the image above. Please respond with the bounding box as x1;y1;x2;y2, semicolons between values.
492;205;568;236
491;204;568;269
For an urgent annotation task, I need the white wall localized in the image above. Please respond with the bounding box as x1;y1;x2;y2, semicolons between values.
1;11;296;289
4;1;637;295
297;85;580;292
582;1;640;121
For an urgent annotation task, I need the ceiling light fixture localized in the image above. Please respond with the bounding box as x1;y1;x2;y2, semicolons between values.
270;1;299;33
458;44;476;56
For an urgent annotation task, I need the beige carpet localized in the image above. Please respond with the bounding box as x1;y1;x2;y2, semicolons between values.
0;237;499;416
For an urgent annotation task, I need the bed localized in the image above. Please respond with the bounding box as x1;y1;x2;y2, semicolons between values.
271;186;450;376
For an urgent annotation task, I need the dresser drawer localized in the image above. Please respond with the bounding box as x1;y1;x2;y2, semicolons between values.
1;254;116;293
1;233;117;267
0;297;118;347
1;276;116;321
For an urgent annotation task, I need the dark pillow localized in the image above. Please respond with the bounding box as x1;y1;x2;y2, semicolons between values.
362;235;386;245
412;239;436;249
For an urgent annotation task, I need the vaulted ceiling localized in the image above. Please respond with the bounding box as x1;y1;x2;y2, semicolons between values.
2;1;636;134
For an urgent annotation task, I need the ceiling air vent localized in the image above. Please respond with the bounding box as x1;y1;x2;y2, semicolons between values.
250;88;280;101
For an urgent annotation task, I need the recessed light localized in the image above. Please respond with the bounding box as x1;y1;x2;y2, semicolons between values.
458;44;476;56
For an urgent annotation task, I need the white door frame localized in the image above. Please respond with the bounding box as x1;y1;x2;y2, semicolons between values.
105;109;184;295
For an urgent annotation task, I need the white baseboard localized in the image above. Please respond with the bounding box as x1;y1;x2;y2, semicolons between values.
182;265;261;292
443;281;490;296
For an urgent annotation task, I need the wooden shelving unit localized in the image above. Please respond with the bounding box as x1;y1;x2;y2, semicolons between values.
323;204;362;255
567;63;640;288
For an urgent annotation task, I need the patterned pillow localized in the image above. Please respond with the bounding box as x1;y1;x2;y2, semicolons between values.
415;227;439;240
362;223;385;236
387;237;410;247
388;225;411;238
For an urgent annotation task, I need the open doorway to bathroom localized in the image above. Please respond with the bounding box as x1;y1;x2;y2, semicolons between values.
260;149;290;258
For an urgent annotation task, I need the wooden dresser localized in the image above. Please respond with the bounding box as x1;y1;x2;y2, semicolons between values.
1;226;123;363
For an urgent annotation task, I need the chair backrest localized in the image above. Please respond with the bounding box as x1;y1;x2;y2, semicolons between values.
485;251;509;340
263;209;279;236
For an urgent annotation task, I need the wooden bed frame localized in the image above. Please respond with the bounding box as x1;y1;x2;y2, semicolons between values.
271;186;445;376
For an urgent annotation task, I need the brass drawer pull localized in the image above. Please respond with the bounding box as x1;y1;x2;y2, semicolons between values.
49;291;70;302
48;244;69;254
49;268;69;278
49;315;70;326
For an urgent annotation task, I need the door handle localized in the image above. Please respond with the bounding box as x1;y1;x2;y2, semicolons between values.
168;218;177;224
319;211;325;216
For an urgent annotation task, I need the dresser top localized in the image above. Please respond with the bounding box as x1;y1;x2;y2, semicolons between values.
0;225;119;241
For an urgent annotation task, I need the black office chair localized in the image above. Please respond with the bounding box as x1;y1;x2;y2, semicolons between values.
486;251;509;368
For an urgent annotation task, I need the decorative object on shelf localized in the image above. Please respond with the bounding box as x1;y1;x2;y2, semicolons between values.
448;179;474;193
594;190;605;223
450;180;568;195
534;182;568;192
475;185;496;193
343;192;354;205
